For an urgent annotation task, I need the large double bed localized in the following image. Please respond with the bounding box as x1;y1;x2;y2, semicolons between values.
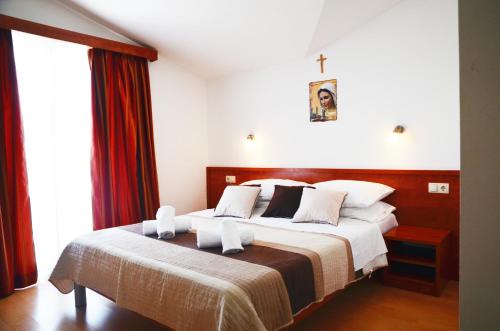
49;167;459;330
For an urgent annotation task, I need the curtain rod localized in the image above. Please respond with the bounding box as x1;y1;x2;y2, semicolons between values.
0;14;158;61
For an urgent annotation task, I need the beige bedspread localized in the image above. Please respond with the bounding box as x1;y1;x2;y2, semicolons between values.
50;219;355;331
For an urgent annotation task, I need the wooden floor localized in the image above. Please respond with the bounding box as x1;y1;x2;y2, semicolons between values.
0;279;458;331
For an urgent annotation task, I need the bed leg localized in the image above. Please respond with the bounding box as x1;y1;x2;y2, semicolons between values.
74;284;87;308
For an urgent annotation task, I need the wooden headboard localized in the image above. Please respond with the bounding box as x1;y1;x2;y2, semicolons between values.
206;167;460;280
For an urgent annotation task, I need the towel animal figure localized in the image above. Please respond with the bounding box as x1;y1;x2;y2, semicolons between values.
142;206;193;239
197;226;254;249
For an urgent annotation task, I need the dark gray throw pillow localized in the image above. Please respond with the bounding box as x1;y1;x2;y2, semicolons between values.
261;185;314;219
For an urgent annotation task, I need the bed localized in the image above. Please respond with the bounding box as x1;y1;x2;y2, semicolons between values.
49;167;459;331
50;212;395;330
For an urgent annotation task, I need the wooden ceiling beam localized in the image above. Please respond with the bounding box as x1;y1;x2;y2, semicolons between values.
0;14;158;61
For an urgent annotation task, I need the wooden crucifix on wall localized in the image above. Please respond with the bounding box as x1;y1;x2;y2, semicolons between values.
316;54;327;73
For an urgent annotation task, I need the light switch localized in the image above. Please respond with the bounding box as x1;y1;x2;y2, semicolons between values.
428;183;438;193
225;175;236;184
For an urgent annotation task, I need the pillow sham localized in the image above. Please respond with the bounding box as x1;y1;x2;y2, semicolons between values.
313;180;394;208
292;188;347;226
261;185;313;219
240;179;311;200
214;186;261;219
340;201;396;223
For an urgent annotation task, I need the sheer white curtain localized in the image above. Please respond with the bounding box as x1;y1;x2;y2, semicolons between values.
13;31;93;281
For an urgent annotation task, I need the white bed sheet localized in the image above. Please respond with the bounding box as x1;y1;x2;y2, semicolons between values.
375;213;398;234
188;207;389;272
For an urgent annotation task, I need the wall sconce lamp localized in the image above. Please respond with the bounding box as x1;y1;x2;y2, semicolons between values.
246;134;255;141
393;125;405;134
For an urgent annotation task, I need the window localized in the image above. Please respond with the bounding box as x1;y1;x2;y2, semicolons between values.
13;31;93;280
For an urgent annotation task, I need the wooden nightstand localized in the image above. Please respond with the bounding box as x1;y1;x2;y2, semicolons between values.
383;225;450;296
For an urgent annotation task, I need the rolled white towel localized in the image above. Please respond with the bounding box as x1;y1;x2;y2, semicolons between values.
142;220;157;235
196;227;254;249
197;229;221;248
220;220;243;254
240;227;254;245
156;206;176;239
173;215;192;233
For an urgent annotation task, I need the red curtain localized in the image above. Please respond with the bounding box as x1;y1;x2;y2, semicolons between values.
88;49;160;230
0;29;37;297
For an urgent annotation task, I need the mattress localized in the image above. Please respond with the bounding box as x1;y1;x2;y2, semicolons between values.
189;208;390;272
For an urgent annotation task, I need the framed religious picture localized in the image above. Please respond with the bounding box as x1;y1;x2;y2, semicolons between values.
309;79;337;122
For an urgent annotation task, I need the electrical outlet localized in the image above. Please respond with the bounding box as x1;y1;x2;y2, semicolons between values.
225;175;236;184
429;183;449;194
438;183;449;194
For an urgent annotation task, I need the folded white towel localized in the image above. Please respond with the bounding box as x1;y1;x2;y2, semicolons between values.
156;206;176;239
220;220;244;254
196;227;254;249
173;215;192;233
142;220;157;235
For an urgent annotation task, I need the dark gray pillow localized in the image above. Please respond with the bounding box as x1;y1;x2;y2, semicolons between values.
261;185;314;219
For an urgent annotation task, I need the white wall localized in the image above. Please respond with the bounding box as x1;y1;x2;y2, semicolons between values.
1;0;209;213
150;59;208;214
2;0;459;214
207;0;460;170
0;0;137;44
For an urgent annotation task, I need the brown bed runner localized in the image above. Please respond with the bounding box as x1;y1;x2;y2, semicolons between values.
122;223;316;314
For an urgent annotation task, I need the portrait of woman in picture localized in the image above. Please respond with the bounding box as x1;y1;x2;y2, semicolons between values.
309;79;337;122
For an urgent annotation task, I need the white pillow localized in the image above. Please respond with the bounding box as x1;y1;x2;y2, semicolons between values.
214;186;261;219
240;179;311;200
340;201;396;223
292;188;347;226
313;180;394;208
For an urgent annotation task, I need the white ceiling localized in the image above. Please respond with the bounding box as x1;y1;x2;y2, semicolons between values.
60;0;401;79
